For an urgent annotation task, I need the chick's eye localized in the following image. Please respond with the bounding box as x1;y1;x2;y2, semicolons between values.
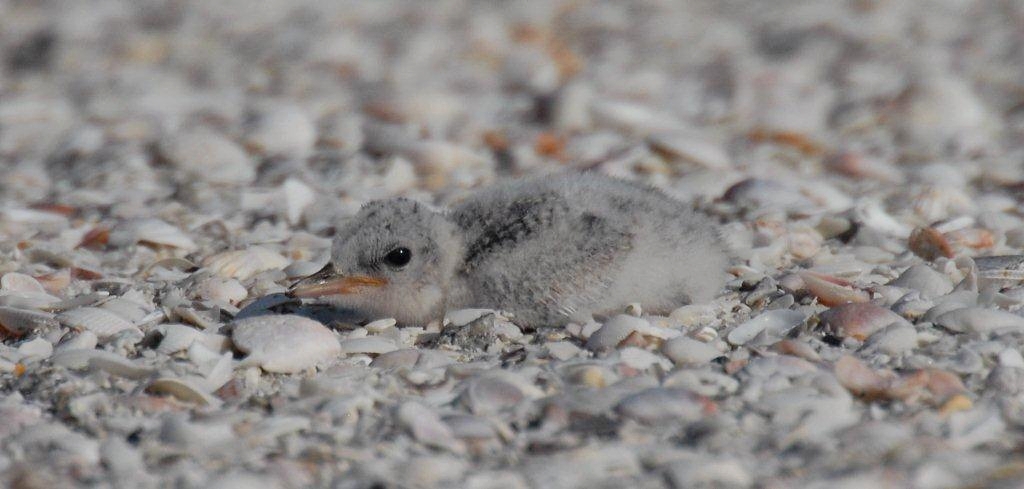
383;247;411;268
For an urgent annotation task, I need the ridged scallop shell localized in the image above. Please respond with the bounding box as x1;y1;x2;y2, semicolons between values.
202;247;290;281
232;315;340;373
57;307;135;339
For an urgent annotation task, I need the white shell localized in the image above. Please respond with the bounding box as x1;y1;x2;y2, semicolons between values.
109;219;197;251
57;307;136;339
338;337;398;355
195;277;248;304
147;377;222;407
0;307;58;335
661;337;722;366
726;310;806;346
245;103;316;158
17;337;53;358
1;272;47;294
54;331;98;353
202;247;290;281
281;178;315;226
935;307;1024;334
232;315;340;373
156;324;205;354
159;128;255;185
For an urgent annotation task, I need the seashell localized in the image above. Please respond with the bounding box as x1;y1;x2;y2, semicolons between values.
158;128;255;185
446;309;502;327
819;303;908;341
944;228;995;251
364;317;397;333
109;219;197;251
443;414;499;443
585;314;646;351
619;346;672;370
834;355;892;400
889;264;953;298
646;131;731;170
669;304;717;328
232;315;340;373
35;268;71;293
57;307;136;339
590;100;682;136
545;341;581;361
281;178;314;226
799;271;871;306
318;112;364;153
864;323;918;356
1;272;47;295
51;349;152;379
397;402;465;454
787;225;823;260
897;76;990;157
852;201;912;238
283;260;326;280
244;103;316;158
661;337;722;366
665;458;752;489
146;377;221;407
726;309;805;346
99;298;151;323
202;246;289;281
17;337;53;358
338;337;398;355
975;255;1024;283
370;348;421;369
908;227;954;261
934;307;1024;334
0;291;62;310
827;151;904;183
0;307;57;336
722;179;815;214
771;339;821;362
157;324;204;354
462;376;526;415
54;330;98;353
195;277;247;305
615;387;709;425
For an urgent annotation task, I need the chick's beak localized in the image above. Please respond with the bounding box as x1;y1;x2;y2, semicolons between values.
288;263;388;298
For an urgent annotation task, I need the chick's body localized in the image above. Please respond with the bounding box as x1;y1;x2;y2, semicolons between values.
293;173;730;328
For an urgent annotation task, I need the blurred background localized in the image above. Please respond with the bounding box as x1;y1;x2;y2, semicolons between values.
2;0;1021;233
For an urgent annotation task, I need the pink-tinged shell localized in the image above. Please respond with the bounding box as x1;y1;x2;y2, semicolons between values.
944;228;995;251
819;303;907;341
799;271;870;306
834;355;893;399
908;227;954;261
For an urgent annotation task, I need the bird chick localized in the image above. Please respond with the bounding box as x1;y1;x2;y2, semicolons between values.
290;173;730;328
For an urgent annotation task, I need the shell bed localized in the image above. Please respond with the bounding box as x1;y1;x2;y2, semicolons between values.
1;1;1023;488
